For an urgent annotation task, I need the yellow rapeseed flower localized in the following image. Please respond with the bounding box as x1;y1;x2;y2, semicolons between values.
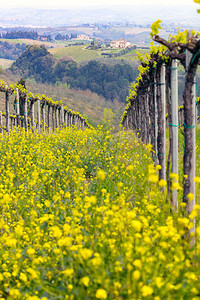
141;285;153;297
97;169;106;181
95;289;107;299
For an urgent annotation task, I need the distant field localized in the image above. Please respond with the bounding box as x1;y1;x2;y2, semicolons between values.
0;38;63;48
49;45;101;63
0;58;14;68
117;48;150;61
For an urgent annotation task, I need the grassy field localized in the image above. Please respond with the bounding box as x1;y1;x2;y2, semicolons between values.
49;46;150;63
49;45;101;63
117;49;150;61
0;58;14;69
0;38;63;49
0;126;199;299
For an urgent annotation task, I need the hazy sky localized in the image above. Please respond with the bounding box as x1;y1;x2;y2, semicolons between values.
2;0;194;9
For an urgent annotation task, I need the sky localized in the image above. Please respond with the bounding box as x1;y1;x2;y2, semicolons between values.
1;0;195;9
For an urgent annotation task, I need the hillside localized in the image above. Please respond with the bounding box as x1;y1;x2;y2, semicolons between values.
49;45;101;63
9;44;138;103
0;72;124;128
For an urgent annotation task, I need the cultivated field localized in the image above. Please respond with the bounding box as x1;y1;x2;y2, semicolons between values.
49;45;101;63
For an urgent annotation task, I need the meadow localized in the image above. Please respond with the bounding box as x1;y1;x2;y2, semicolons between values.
0;125;200;299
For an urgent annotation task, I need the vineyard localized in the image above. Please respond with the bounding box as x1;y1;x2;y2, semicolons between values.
1;16;200;299
49;45;101;63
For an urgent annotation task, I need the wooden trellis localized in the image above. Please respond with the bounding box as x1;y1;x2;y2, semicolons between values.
121;30;200;243
0;80;89;135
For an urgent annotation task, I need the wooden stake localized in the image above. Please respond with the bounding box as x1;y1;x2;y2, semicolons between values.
30;100;35;132
171;59;179;210
0;111;3;136
16;88;20;128
158;63;166;180
37;99;41;135
55;106;58;128
154;72;158;162
47;104;50;132
61;107;64;128
24;96;28;132
185;30;196;243
5;89;10;133
42;103;46;132
52;106;55;131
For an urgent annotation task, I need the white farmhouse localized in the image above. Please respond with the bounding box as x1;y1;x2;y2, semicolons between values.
110;39;131;49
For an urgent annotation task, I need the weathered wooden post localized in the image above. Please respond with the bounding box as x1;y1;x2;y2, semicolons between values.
37;99;41;135
0;111;2;136
58;107;61;128
41;102;46;132
64;110;67;127
81;118;84;130
184;31;196;243
154;71;158;162
144;92;150;144
47;103;51;132
55;106;58;128
5;88;10;133
16;88;20;128
157;63;166;180
30;100;35;132
171;59;179;210
24;96;28;132
61;107;64;128
52;105;55;131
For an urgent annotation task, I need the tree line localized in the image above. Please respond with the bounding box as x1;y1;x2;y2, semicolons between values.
0;41;26;60
1;31;39;40
10;45;137;102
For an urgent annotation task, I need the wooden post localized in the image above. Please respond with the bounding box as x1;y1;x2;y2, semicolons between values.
157;63;166;180
55;106;58;128
144;93;150;144
52;106;55;131
154;72;158;162
0;111;2;136
68;113;71;127
16;88;20;128
58;107;61;128
5;89;10;133
47;104;51;132
185;31;196;242
61;107;64;128
42;103;46;132
171;59;179;210
30;100;35;132
37;99;41;135
24;96;28;132
64;110;67;127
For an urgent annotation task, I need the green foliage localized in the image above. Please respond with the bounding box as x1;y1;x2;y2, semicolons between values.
0;40;26;60
150;19;162;38
10;46;137;102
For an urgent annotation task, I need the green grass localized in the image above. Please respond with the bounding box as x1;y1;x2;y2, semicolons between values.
0;38;62;48
116;49;150;61
49;45;101;63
